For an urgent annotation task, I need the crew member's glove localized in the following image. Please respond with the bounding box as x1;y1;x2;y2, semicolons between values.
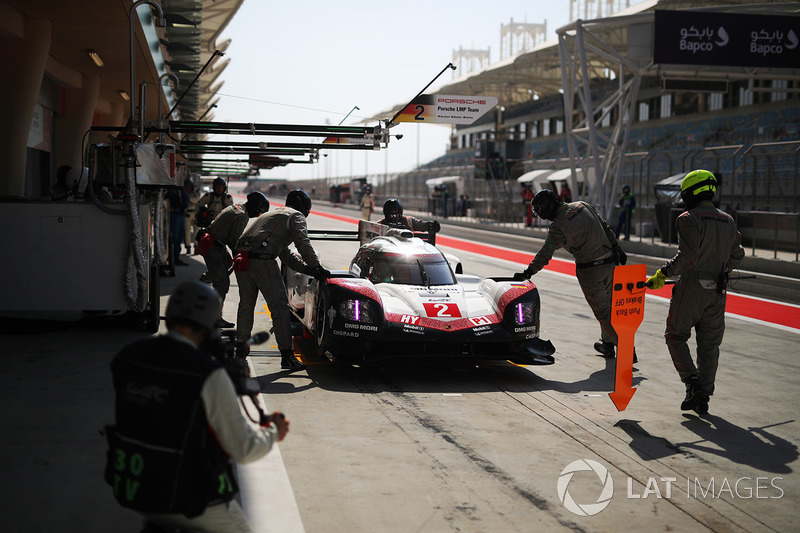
646;269;667;290
513;265;534;281
613;245;627;266
309;265;331;280
428;220;441;234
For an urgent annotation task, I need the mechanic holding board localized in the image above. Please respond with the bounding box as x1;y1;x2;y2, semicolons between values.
513;189;634;363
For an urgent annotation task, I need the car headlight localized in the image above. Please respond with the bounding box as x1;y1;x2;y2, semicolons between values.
514;302;535;325
339;299;375;324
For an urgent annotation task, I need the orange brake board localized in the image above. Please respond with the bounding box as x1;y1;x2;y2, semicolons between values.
609;264;646;411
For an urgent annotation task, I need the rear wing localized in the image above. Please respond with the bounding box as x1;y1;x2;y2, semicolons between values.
307;220;436;246
357;220;436;246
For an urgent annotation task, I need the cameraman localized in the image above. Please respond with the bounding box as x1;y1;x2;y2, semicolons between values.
106;281;289;532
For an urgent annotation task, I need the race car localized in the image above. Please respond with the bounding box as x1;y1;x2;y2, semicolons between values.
285;221;555;365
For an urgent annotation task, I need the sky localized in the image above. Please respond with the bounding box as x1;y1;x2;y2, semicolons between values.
212;1;576;181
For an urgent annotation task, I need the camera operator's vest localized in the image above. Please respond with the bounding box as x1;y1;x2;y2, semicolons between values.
105;336;237;518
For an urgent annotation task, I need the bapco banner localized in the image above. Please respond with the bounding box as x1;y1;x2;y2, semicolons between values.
654;10;799;69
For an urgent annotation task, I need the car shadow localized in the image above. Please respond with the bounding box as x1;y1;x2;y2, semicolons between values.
535;353;646;394
250;353;318;396
292;341;646;395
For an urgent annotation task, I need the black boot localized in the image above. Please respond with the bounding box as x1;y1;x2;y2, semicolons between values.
695;396;709;415
234;342;250;358
216;318;235;328
281;349;306;371
681;376;708;412
593;341;614;357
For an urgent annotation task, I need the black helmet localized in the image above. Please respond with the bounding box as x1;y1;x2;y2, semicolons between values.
383;198;403;222
531;189;562;221
285;189;312;217
680;169;717;207
622;184;631;193
245;191;270;217
212;177;227;193
165;281;221;331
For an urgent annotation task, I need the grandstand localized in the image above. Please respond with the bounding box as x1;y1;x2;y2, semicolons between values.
282;0;800;251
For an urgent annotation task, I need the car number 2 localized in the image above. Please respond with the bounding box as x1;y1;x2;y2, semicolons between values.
422;303;462;318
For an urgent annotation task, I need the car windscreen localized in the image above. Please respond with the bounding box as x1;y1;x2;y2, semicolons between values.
368;253;455;286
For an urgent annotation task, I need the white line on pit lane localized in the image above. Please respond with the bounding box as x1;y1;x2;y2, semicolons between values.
237;360;305;533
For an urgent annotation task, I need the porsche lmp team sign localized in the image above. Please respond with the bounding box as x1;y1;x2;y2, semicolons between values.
392;94;499;125
654;10;800;69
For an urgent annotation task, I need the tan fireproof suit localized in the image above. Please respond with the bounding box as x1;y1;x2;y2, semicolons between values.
360;193;375;221
204;204;249;306
661;201;744;395
525;201;621;347
234;207;321;351
196;191;233;222
183;189;200;250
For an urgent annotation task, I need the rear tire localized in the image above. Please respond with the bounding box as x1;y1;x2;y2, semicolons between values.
315;291;330;359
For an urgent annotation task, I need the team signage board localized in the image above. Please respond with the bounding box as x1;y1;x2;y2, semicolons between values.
654;10;800;69
392;94;499;125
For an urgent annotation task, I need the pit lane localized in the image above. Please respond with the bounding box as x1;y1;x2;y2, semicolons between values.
246;208;799;532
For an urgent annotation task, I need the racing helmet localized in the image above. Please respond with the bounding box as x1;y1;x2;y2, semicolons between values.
285;189;312;217
245;191;270;217
383;198;403;223
622;184;631;193
680;169;717;207
212;177;227;194
531;189;562;221
165;281;221;331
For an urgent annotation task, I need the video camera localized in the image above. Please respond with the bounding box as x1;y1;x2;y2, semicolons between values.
204;329;271;424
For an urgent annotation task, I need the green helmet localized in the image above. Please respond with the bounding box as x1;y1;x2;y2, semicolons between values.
680;169;717;206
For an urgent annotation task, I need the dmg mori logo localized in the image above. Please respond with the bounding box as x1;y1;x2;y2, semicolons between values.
557;459;614;516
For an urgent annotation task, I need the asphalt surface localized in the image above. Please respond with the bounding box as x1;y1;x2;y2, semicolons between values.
1;196;798;532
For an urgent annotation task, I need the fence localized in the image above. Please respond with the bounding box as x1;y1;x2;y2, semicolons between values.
284;140;800;260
